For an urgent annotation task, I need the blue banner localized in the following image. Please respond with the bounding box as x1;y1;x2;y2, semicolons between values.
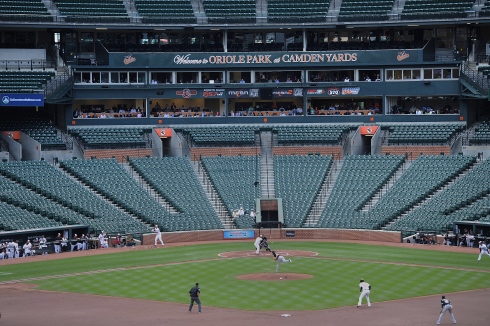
223;230;255;239
1;94;44;107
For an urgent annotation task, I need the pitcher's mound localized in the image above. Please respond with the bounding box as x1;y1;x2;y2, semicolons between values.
237;273;313;281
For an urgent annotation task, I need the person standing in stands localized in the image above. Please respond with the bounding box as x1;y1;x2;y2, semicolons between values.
154;224;164;247
188;282;202;313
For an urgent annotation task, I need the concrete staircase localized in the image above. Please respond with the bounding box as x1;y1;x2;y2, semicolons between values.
260;131;275;199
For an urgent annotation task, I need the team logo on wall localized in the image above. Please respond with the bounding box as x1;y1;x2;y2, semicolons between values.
2;96;9;104
396;51;410;61
293;88;303;97
123;54;136;65
327;88;340;96
176;89;197;98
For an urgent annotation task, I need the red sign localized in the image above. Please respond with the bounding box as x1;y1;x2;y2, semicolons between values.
176;89;197;98
359;126;378;136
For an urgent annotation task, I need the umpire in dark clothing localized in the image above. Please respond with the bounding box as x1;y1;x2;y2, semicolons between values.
188;283;202;313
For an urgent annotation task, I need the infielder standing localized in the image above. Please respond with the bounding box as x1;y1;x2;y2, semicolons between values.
188;282;202;313
272;251;292;273
357;278;371;307
254;234;263;255
477;241;490;261
154;224;164;247
436;295;456;324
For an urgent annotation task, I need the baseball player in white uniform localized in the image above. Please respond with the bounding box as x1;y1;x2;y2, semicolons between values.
477;241;490;261
154;225;164;247
436;295;456;324
254;235;263;254
272;251;292;273
357;278;371;307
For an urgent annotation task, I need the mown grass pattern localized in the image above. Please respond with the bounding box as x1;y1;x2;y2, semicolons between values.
1;242;489;311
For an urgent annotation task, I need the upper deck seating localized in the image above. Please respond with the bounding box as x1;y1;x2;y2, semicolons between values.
69;127;151;149
469;120;490;145
338;0;394;22
0;0;52;22
272;124;353;145
0;71;55;93
383;124;464;145
53;0;129;23
134;0;196;24
401;0;474;20
181;126;259;146
202;0;256;24
267;0;330;23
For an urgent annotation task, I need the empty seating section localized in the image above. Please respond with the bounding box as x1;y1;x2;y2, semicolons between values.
0;0;52;22
273;124;352;145
182;126;259;146
401;0;474;20
275;155;332;227
338;0;394;22
201;156;259;229
129;157;223;231
0;173;91;231
386;156;490;232
0;71;55;93
469;120;490;145
481;2;490;17
0;161;149;234
0;110;66;151
134;0;196;24
317;155;405;229
203;0;255;24
267;0;330;23
373;155;475;230
383;123;464;145
53;0;129;23
69;127;151;149
60;158;174;227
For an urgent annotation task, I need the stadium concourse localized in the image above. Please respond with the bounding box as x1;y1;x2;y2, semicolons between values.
0;240;488;326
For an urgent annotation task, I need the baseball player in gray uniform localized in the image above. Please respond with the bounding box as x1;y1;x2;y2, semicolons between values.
357;278;371;307
477;241;490;261
436;295;456;324
272;251;292;273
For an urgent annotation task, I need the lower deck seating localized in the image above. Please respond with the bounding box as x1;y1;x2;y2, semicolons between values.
275;155;332;227
0;160;149;234
129;157;223;231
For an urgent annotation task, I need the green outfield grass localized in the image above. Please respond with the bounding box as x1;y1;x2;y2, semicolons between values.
1;242;489;310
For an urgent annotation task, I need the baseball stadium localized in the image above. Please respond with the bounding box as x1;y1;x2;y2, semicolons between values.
0;0;490;325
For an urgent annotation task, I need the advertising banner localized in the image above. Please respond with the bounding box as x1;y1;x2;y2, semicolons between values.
1;94;44;107
223;230;255;239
